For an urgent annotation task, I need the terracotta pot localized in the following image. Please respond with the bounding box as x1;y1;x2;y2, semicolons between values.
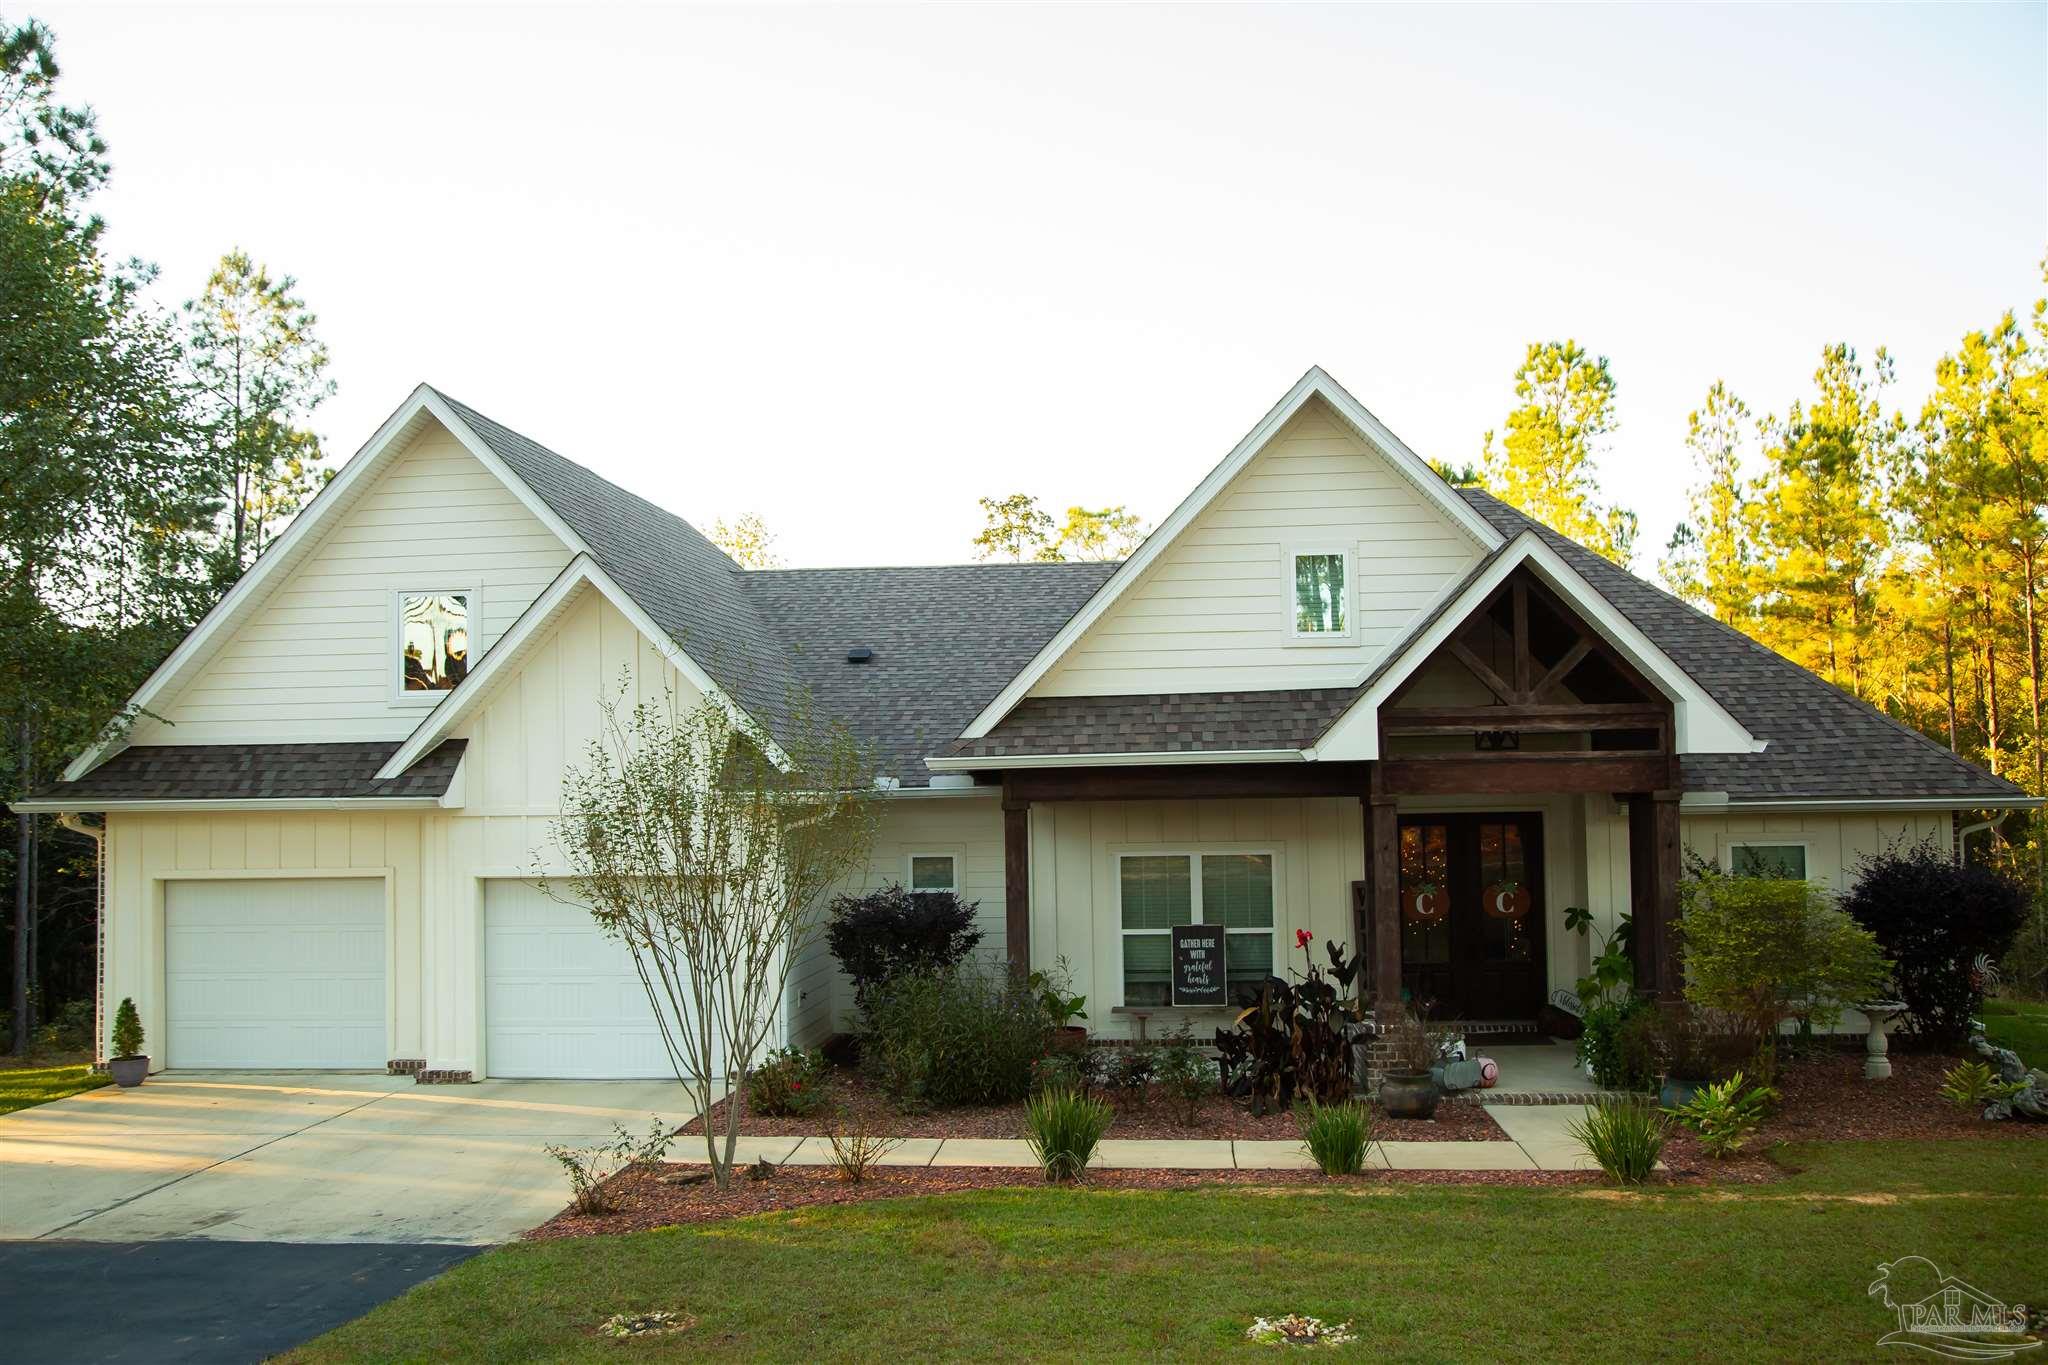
1051;1025;1089;1053
108;1055;149;1088
1379;1072;1440;1120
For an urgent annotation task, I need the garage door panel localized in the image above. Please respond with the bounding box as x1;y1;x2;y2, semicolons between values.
484;880;706;1079
165;879;385;1070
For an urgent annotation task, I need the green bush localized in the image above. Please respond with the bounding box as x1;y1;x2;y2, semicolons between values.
1567;1097;1668;1185
1663;1070;1775;1157
110;997;144;1059
1152;1026;1215;1126
1938;1060;2027;1112
746;1046;828;1117
863;965;1050;1109
37;998;94;1054
1677;874;1890;1039
1579;995;1653;1089
1297;1100;1376;1176
1024;1088;1111;1182
826;884;983;1017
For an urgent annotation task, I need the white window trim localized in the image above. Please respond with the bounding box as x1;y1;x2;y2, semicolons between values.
1721;837;1813;880
906;851;959;893
1114;847;1280;1008
390;586;480;706
1282;543;1356;646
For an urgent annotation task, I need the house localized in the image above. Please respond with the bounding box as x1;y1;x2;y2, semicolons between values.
19;368;2035;1081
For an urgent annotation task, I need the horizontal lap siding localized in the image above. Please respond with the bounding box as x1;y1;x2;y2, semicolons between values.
1033;398;1481;698
130;427;573;745
1678;811;1951;894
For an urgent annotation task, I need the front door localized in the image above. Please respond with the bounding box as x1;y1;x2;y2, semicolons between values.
1396;813;1546;1020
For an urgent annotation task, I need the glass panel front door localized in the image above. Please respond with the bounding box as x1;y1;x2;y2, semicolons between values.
1398;813;1547;1019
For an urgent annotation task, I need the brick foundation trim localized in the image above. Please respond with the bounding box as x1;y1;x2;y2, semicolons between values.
386;1058;425;1076
414;1068;473;1085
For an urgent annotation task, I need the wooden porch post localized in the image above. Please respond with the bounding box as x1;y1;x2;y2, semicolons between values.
1003;797;1030;979
1366;795;1401;1015
1627;791;1683;1001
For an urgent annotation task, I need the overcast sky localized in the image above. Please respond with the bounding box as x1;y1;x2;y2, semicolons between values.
38;3;2048;571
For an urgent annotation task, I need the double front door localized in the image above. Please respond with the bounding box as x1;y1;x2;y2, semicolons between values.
1396;813;1547;1020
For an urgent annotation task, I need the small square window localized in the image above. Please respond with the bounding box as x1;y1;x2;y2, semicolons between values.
1291;552;1348;636
1729;843;1807;879
400;593;470;694
909;854;956;893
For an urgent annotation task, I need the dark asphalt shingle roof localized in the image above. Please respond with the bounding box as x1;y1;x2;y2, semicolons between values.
32;741;467;802
740;563;1114;783
946;689;1358;759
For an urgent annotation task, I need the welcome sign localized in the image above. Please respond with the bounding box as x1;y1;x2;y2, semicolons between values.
1172;924;1227;1006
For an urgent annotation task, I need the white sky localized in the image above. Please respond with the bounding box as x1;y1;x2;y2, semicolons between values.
39;2;2048;572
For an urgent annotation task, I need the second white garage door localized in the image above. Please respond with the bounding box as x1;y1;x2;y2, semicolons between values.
483;880;707;1079
165;878;386;1069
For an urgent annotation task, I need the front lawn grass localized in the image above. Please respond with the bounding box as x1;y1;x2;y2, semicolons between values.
1983;996;2048;1068
290;1138;2045;1363
0;1064;108;1115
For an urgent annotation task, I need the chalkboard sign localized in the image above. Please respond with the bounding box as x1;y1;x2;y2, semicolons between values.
1172;924;1227;1006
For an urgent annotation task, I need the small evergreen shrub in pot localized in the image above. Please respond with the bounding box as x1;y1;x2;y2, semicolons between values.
826;884;983;1017
108;997;148;1087
1840;838;2028;1048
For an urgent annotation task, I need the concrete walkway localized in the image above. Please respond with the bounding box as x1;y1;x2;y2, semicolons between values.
1;1072;695;1244
677;1106;1598;1173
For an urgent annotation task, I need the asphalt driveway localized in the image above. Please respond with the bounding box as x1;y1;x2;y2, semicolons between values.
0;1072;696;1243
0;1240;481;1363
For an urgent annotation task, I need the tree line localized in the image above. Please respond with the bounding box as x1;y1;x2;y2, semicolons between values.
2;17;332;1052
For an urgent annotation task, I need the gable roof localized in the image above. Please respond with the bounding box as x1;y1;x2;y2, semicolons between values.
954;366;1505;742
17;740;467;811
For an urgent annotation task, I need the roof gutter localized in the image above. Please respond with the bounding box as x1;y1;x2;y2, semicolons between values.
8;796;446;814
1680;792;2044;814
924;748;1307;773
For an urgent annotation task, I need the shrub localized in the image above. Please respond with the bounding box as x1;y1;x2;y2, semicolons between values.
1297;1100;1376;1176
1938;1060;2027;1112
1152;1026;1215;1126
746;1046;828;1117
1107;1044;1155;1107
37;999;94;1054
1677;873;1891;1040
1841;839;2029;1047
1024;1088;1111;1182
1663;1070;1774;1157
545;1118;676;1215
1579;995;1653;1089
110;998;144;1059
1567;1097;1668;1185
826;884;983;1017
862;965;1049;1108
826;1111;901;1182
1211;938;1363;1114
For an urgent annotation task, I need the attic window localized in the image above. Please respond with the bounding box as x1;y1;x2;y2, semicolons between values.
397;592;471;697
1287;548;1353;643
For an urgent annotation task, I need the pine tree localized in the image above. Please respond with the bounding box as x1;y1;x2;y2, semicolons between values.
1480;341;1638;565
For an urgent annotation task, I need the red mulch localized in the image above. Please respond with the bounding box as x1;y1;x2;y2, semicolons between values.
681;1066;1507;1143
526;1162;1605;1240
1757;1049;2045;1143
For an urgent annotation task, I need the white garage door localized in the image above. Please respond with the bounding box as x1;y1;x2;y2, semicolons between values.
165;878;386;1069
484;880;707;1079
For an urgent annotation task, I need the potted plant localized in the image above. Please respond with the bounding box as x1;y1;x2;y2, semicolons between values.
108;998;148;1087
1029;959;1088;1051
1375;1005;1451;1120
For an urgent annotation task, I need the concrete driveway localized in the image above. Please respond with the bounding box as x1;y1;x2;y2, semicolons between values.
0;1072;696;1244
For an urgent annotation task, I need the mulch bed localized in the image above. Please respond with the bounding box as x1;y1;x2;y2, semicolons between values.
527;1162;1604;1240
680;1066;1507;1143
1757;1048;2045;1143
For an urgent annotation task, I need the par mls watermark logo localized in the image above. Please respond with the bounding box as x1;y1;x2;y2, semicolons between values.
1870;1256;2039;1360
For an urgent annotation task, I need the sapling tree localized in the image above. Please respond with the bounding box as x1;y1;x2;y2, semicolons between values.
545;684;878;1190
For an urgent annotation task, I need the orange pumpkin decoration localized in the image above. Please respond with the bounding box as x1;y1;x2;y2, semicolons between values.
1483;882;1531;918
1403;886;1446;923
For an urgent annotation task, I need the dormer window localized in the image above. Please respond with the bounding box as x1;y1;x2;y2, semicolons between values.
396;591;472;699
1286;546;1353;643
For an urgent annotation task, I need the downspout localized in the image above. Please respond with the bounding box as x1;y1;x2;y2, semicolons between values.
56;813;105;1070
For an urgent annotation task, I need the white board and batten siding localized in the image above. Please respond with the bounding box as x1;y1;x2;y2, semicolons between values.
128;425;574;746
1032;398;1484;699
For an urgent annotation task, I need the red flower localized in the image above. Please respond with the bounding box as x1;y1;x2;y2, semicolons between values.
789;1081;803;1091
1295;929;1313;949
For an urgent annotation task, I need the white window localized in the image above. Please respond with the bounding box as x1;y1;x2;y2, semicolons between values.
1726;841;1809;880
395;591;474;702
908;853;957;893
1118;851;1276;1006
1286;547;1352;642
